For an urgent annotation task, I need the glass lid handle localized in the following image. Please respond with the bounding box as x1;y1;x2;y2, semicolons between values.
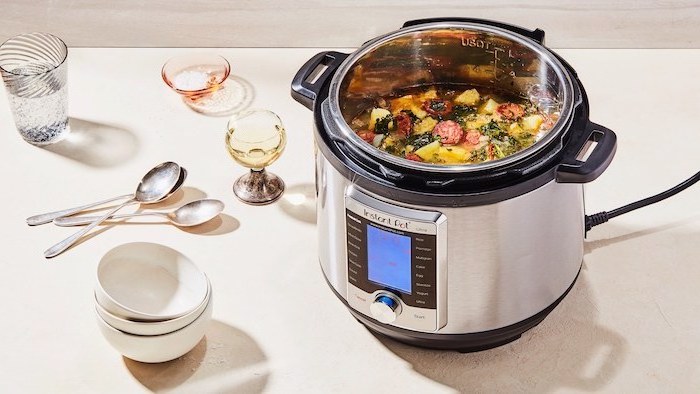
292;51;349;110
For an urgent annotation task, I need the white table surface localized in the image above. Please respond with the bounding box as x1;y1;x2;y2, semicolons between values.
0;48;699;393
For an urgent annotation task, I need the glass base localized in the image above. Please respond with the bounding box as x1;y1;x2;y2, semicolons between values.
233;169;285;205
183;76;252;117
19;121;70;146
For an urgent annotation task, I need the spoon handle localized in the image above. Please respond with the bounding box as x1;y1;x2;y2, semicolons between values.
53;211;168;226
26;193;133;226
44;199;136;258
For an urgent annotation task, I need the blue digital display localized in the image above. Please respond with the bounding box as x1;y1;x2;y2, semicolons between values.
367;224;412;294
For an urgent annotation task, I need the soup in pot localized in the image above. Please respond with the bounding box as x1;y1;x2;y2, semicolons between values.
349;85;558;165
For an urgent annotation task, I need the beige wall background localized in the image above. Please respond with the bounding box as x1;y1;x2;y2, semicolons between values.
1;0;698;48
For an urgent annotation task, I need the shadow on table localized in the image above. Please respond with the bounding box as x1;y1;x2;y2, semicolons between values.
56;222;118;256
124;320;269;393
223;75;255;117
380;218;700;391
278;183;316;224
181;214;240;236
583;213;700;255
42;118;138;167
375;274;628;392
185;75;255;118
147;187;208;210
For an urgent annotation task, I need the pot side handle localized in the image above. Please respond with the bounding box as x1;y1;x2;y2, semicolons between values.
291;51;349;110
402;18;545;44
556;122;617;184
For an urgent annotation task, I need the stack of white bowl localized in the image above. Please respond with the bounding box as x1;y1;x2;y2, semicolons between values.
94;242;213;363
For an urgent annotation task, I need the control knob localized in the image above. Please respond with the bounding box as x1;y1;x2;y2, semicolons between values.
369;293;402;324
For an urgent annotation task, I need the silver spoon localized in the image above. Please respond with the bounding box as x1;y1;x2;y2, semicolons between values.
53;199;225;227
44;162;182;258
26;166;188;226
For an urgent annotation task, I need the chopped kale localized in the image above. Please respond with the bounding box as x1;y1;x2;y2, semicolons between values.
384;144;402;155
400;109;420;123
491;134;522;158
480;120;508;139
374;115;394;134
469;146;488;162
429;100;448;113
513;132;535;147
451;105;477;127
407;133;439;150
452;104;476;118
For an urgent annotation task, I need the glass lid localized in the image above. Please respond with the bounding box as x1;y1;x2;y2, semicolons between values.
323;22;576;173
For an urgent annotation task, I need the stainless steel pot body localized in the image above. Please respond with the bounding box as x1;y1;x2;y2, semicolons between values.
316;148;584;334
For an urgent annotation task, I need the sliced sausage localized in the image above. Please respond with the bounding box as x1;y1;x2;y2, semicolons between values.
405;152;423;162
464;129;481;145
422;99;453;117
432;120;463;145
495;103;525;120
394;113;412;137
357;130;376;143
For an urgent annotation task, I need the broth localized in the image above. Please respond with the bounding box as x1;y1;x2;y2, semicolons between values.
348;84;558;165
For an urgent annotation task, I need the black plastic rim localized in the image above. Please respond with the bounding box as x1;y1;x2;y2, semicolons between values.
313;58;592;207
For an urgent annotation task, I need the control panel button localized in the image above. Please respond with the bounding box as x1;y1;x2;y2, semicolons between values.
369;293;401;324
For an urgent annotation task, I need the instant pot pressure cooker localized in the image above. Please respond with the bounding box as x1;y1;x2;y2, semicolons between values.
291;18;696;352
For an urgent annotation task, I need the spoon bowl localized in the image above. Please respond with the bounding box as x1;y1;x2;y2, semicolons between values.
135;162;183;203
53;198;225;227
169;199;225;227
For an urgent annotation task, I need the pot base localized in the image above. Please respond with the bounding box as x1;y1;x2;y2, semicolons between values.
328;267;580;352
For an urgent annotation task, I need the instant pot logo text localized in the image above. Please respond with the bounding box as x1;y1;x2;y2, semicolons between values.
363;209;411;229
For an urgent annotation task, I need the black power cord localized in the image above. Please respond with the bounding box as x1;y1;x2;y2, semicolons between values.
585;170;700;232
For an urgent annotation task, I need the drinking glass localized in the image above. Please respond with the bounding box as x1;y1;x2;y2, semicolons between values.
225;109;286;205
0;33;69;145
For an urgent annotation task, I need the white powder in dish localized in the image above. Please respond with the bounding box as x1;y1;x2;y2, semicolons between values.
172;70;210;91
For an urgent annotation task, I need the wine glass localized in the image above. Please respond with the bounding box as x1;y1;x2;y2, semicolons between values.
162;54;249;116
225;109;287;205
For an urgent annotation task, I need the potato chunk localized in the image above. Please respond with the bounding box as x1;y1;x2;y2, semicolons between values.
508;123;525;136
368;108;393;131
437;146;469;163
521;114;544;131
417;87;438;102
390;95;428;119
414;140;441;161
465;114;490;130
381;135;398;150
454;89;480;106
413;117;438;134
478;98;499;114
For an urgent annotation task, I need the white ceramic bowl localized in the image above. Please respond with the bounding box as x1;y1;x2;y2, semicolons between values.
96;242;209;321
96;293;213;363
94;279;211;336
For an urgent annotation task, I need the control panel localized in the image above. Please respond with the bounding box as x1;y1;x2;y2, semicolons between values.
345;188;447;332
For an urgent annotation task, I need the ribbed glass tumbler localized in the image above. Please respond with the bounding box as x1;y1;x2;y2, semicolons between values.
0;33;69;145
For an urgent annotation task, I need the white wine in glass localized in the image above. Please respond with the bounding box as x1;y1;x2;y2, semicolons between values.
225;109;286;204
